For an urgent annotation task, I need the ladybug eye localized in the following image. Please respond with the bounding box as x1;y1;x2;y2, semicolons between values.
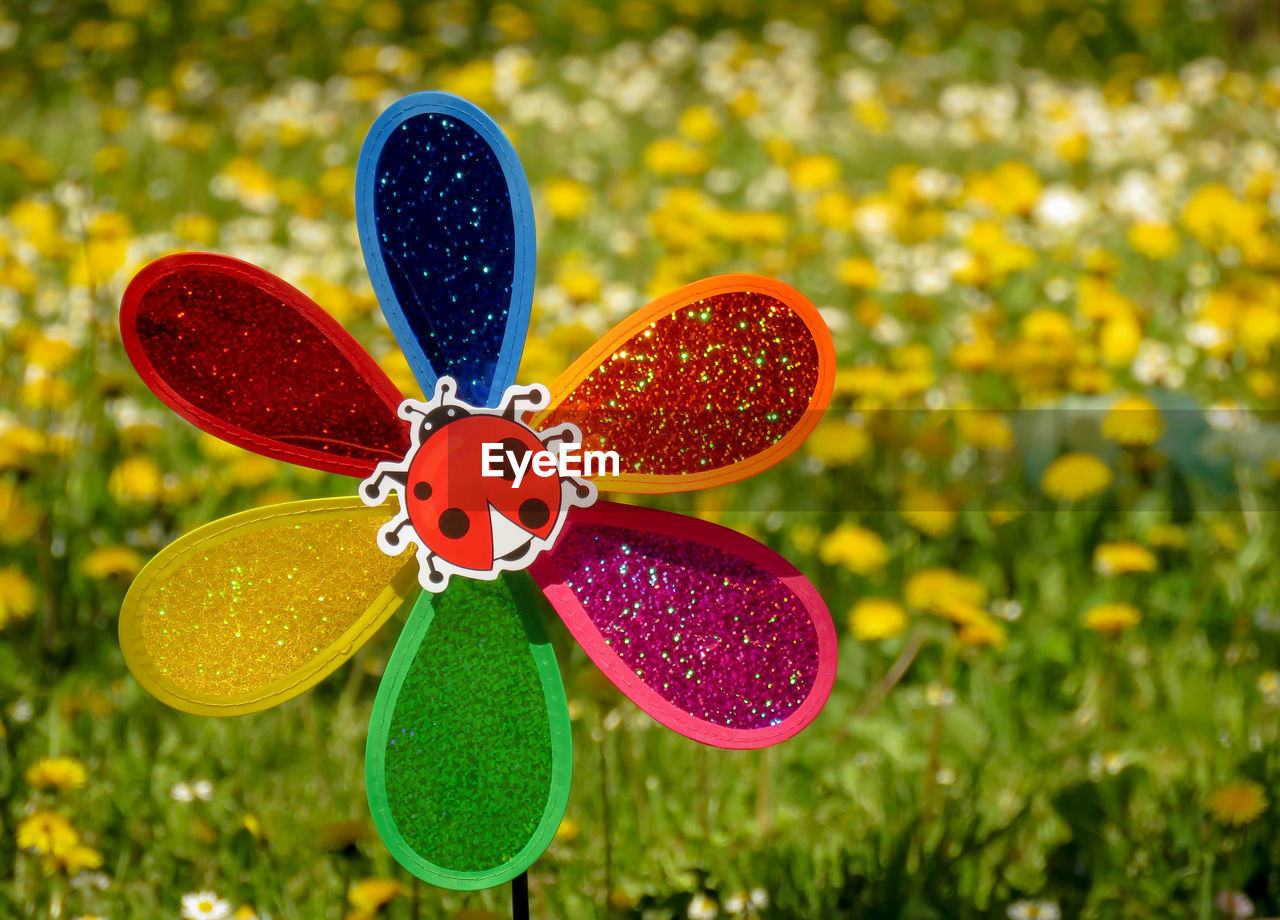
413;482;432;501
438;508;470;539
518;498;549;529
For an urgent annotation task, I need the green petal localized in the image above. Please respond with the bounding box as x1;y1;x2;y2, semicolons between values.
366;573;572;889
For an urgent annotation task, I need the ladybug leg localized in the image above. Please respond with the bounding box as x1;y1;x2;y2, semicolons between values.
377;513;416;553
360;462;408;506
413;546;447;589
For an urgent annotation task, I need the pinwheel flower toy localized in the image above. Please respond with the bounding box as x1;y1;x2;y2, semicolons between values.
118;92;838;892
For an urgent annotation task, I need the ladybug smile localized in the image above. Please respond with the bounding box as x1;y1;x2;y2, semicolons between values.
359;377;597;591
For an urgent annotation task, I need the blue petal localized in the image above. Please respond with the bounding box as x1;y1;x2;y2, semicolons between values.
356;92;535;408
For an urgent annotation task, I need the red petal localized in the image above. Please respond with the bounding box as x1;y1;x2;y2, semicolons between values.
121;253;410;477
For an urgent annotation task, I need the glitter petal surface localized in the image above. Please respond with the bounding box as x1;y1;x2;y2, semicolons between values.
366;575;571;889
357;92;535;408
530;503;837;749
121;254;411;478
119;497;418;715
535;275;835;493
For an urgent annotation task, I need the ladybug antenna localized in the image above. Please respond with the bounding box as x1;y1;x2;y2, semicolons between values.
499;383;550;420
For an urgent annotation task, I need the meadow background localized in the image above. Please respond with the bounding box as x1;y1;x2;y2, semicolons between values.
5;0;1280;918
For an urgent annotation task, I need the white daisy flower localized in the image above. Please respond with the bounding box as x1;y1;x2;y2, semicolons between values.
1008;900;1061;920
688;892;719;920
182;891;232;920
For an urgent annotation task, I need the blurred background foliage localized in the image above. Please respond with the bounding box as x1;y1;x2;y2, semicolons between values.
5;0;1280;919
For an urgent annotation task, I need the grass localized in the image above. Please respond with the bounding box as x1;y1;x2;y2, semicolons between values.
4;1;1280;918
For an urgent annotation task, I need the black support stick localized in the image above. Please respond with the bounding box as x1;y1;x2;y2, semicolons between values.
512;871;530;920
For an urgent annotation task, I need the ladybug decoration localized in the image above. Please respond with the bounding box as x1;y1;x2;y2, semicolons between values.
361;377;596;590
116;91;839;894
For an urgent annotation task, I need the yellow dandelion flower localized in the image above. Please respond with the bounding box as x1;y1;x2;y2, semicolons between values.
555;261;602;303
1128;222;1180;260
1082;602;1141;637
21;374;75;411
10;199;66;257
57;843;103;874
0;566;38;628
225;453;279;489
848;598;909;641
1100;314;1143;367
108;455;165;505
1102;394;1163;446
955;411;1013;451
16;811;78;856
1093;542;1157;576
24;334;77;371
789;154;841;191
0;480;41;545
905;568;986;614
1042;453;1112;502
1208;782;1268;826
965;162;1042;216
555;816;580;842
543;177;590;221
348;878;406;913
804;420;870;466
990;161;1042;216
677;105;721;143
900;487;957;538
81;545;144;580
25;756;88;791
642;137;708;176
929;597;987;628
836;256;879;289
815;190;856;228
172;212;218;245
958;613;1007;648
818;524;888;575
0;426;49;471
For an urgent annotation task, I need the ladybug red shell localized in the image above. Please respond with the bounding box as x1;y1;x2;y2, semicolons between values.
405;414;561;571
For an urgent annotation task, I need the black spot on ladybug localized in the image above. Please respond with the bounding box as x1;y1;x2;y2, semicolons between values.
518;498;550;529
413;481;432;501
438;508;470;539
